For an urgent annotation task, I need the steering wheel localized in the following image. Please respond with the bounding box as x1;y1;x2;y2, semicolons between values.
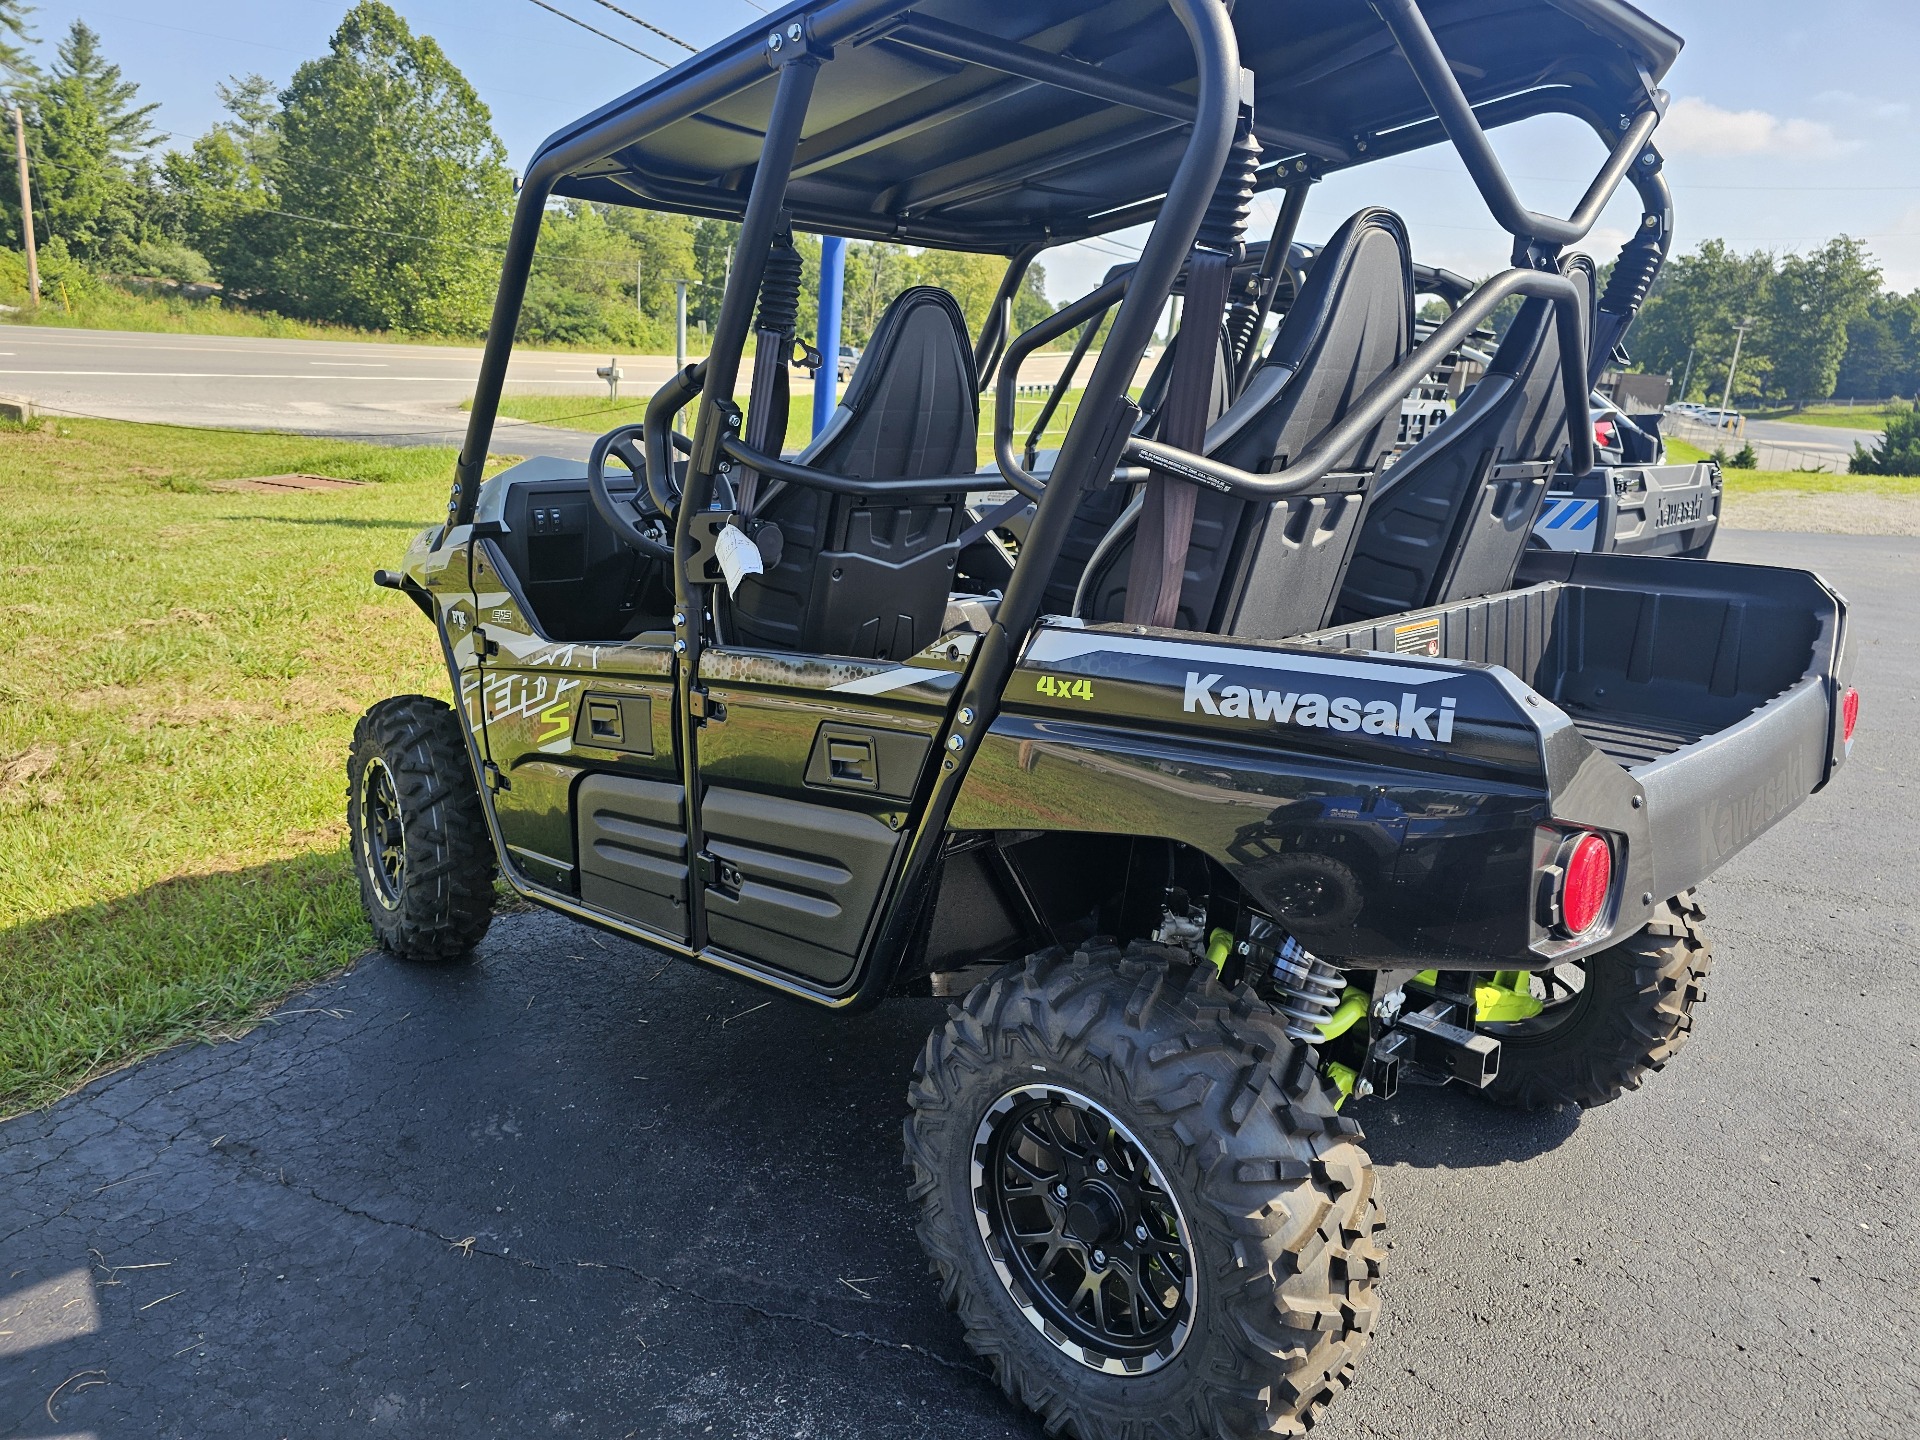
586;424;673;559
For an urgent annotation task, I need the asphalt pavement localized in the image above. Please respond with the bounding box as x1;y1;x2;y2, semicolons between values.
2;531;1916;1440
0;325;1106;462
1669;412;1883;473
0;324;657;460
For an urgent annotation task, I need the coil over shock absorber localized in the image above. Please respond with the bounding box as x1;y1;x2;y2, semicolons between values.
1200;113;1264;357
1239;913;1345;1043
756;232;804;339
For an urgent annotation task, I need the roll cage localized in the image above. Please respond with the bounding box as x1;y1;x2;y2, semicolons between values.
445;0;1685;1005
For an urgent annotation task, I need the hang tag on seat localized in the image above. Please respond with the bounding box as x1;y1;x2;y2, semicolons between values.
713;522;765;596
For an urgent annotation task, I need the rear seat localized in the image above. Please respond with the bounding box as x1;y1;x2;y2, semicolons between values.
1331;254;1595;624
1073;207;1416;639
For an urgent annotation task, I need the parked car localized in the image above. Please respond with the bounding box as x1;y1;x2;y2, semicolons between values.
836;343;860;384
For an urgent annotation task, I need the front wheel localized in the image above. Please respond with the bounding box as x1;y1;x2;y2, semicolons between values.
905;945;1385;1439
346;695;496;963
1479;893;1713;1110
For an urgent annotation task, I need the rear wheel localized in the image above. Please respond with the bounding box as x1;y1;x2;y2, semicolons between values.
347;695;495;963
1479;893;1712;1110
906;944;1385;1438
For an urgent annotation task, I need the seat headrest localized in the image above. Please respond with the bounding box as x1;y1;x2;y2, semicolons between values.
1493;253;1596;462
806;286;979;481
1209;207;1414;474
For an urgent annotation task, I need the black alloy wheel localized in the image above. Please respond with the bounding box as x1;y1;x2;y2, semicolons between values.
357;756;407;911
346;695;496;963
973;1085;1196;1374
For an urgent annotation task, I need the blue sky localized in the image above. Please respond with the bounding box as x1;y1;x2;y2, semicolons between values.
18;0;1920;297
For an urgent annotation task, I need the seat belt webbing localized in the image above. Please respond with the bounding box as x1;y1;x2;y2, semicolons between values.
1123;249;1234;628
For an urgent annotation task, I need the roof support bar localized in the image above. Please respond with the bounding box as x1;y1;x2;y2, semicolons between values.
1371;0;1660;252
854;0;1243;1010
886;13;1347;162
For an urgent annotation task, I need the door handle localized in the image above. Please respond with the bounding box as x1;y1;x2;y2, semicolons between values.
826;737;877;786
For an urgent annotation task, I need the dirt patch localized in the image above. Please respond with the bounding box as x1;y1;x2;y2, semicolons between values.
1722;491;1920;536
210;474;368;494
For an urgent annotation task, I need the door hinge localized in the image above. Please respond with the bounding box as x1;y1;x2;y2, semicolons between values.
483;760;510;794
688;684;727;725
473;626;500;659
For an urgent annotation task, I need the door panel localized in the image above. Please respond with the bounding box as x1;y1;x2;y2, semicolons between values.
693;646;959;983
577;775;690;940
701;788;900;984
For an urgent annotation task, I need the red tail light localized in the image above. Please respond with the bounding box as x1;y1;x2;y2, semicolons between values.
1594;419;1617;449
1841;687;1860;744
1538;829;1614;938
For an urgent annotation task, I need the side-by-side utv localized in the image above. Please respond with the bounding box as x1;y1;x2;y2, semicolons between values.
349;2;1860;1433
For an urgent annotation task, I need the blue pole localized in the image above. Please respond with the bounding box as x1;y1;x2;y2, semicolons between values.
813;234;846;437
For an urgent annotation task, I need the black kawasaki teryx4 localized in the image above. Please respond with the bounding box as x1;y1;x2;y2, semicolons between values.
350;2;1860;1433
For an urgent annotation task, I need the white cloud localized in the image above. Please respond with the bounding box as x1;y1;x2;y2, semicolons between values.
1661;96;1851;158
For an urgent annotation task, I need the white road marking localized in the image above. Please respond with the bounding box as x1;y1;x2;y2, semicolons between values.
310;360;388;366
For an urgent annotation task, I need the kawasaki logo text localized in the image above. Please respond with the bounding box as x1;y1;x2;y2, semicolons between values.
1182;672;1458;743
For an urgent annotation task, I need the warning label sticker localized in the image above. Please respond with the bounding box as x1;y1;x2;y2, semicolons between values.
1393;618;1443;658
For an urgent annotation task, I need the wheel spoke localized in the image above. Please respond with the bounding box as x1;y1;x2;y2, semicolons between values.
974;1087;1195;1372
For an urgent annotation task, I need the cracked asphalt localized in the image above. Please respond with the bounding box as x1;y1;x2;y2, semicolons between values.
3;531;1917;1440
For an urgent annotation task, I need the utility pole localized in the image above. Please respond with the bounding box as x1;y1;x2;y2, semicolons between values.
1720;319;1752;430
10;105;38;306
636;259;643;323
674;279;688;371
1677;343;1695;405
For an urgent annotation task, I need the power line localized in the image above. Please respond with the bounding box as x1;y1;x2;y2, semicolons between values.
581;0;698;52
522;0;669;66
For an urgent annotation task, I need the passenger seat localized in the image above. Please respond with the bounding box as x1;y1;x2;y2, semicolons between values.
727;286;979;660
1076;208;1416;638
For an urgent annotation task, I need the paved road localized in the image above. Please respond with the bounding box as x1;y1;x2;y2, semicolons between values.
0;324;675;460
1669;413;1882;473
0;325;1109;463
3;532;1916;1440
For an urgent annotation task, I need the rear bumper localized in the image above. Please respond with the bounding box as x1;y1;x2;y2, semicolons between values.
1534;461;1722;558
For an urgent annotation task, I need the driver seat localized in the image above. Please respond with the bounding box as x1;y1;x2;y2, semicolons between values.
727;286;978;659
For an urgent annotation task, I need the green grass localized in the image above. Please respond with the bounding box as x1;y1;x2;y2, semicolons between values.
1;284;428;345
1665;433;1918;493
1746;405;1905;431
0;417;511;1115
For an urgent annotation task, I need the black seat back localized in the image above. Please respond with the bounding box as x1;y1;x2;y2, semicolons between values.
728;286;978;659
1037;324;1233;618
1332;255;1594;625
1077;208;1415;636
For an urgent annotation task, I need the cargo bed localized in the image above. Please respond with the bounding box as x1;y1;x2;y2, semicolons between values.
1297;550;1854;899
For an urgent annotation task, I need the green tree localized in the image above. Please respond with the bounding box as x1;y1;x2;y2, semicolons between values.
9;20;162;265
1850;403;1920;476
1630;239;1773;402
257;1;510;334
215;73;278;167
157;76;280;287
1767;236;1880;409
0;1;36;92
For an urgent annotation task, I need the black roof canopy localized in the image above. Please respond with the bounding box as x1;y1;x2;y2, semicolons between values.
538;0;1682;252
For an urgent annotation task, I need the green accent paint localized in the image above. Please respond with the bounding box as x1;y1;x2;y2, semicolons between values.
1473;970;1543;1022
1325;1061;1358;1108
1315;987;1370;1043
1414;968;1439;986
1206;928;1233;974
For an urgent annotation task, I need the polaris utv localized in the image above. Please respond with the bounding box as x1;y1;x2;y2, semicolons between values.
350;2;1860;1434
